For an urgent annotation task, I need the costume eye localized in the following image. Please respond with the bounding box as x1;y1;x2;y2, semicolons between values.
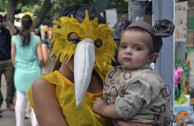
67;32;81;44
94;39;102;48
68;38;81;44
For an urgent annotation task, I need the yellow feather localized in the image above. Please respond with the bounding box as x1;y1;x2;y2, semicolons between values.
50;10;117;80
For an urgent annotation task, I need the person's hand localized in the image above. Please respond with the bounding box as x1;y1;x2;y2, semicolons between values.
115;121;153;126
92;97;108;115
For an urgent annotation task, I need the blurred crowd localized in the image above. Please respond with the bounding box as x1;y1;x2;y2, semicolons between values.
0;13;53;126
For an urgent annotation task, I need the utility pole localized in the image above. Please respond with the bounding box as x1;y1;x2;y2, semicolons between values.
153;0;175;107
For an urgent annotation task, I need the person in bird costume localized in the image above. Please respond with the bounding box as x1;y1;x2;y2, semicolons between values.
27;4;114;126
28;4;151;126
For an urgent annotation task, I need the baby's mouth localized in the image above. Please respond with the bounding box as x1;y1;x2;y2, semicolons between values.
123;57;132;61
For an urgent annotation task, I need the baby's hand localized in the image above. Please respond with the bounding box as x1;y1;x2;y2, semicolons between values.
92;97;108;115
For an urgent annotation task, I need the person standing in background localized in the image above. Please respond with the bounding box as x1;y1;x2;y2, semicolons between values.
11;14;44;126
24;27;42;119
0;14;15;112
41;31;52;75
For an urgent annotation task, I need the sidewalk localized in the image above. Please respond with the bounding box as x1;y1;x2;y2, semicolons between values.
0;75;31;126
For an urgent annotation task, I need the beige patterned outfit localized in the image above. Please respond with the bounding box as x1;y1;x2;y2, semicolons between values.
104;66;173;126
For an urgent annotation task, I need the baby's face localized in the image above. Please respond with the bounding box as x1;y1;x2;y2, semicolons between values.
118;30;153;70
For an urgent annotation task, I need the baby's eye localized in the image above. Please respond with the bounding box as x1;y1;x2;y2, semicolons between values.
133;47;141;51
120;45;127;49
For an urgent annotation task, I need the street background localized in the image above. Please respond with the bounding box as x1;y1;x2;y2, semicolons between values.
0;75;31;126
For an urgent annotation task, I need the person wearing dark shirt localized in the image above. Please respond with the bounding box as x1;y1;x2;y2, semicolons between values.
0;14;15;112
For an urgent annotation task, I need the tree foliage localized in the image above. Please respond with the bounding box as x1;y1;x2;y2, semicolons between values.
0;0;128;34
0;0;7;12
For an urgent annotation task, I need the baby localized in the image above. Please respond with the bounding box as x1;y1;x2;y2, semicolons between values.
93;19;175;126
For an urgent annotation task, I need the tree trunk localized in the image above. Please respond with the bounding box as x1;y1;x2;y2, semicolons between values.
6;0;18;22
5;0;51;34
33;0;52;28
6;0;19;35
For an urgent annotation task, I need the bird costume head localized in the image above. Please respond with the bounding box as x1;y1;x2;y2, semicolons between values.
50;5;116;107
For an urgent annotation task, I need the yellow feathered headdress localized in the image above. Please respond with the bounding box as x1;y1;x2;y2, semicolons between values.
50;11;117;78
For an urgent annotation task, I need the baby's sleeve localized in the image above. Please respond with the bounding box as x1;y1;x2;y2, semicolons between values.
115;79;152;121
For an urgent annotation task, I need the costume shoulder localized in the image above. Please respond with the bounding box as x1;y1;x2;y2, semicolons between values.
28;71;69;108
41;71;58;84
41;71;74;87
27;72;56;108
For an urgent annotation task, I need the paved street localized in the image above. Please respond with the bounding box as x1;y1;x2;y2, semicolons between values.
0;75;31;126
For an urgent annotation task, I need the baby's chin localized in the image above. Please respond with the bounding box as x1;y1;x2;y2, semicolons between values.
123;64;145;71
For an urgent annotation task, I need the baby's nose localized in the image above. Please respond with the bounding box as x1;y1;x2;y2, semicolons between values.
126;48;132;54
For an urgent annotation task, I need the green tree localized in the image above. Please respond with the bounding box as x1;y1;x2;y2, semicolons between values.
0;0;7;12
187;0;194;47
0;0;128;34
0;0;51;34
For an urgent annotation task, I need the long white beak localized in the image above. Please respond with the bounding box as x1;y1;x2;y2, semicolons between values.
74;38;95;107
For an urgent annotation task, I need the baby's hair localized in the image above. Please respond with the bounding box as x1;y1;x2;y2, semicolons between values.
124;19;174;63
123;27;156;54
126;19;175;53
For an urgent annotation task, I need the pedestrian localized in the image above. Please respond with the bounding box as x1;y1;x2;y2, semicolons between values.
92;19;175;126
11;14;44;126
23;27;43;120
0;14;15;112
41;31;52;75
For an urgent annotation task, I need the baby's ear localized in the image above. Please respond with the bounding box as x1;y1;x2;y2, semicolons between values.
148;53;158;64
